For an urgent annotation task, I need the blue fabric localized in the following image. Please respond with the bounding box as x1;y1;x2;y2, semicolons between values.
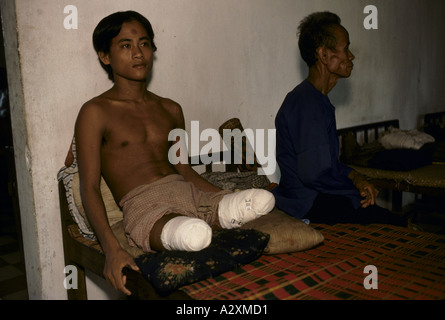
273;80;361;219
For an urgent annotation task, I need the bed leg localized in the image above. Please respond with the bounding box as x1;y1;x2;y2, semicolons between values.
66;263;88;300
392;190;403;213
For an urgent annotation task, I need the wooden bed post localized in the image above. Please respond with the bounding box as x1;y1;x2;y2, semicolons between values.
59;182;89;300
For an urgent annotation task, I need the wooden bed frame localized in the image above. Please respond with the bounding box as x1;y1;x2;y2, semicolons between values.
337;116;445;212
337;119;404;211
58;116;445;300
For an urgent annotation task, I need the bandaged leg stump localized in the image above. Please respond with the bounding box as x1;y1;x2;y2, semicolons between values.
218;189;275;229
160;216;212;251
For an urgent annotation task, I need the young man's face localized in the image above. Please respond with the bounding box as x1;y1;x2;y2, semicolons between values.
325;25;355;78
100;20;154;82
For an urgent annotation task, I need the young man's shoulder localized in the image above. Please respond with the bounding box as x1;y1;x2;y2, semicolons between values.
75;97;108;126
149;91;181;108
148;91;183;117
79;90;183;118
81;93;111;110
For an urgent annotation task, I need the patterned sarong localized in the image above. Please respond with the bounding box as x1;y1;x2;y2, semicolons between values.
120;174;231;252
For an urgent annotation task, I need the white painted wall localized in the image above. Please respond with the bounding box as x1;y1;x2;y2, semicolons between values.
1;0;444;299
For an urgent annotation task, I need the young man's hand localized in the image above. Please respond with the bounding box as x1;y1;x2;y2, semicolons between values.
103;247;139;296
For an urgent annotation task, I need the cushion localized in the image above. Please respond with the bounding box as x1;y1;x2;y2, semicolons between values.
368;148;432;171
134;228;269;296
72;172;123;229
341;130;433;171
242;208;324;254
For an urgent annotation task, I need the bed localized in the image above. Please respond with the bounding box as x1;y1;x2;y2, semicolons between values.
338;113;445;212
57;118;445;300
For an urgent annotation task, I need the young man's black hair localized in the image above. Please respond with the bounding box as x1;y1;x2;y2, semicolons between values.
92;11;157;81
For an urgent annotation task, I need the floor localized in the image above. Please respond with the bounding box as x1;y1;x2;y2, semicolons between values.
406;195;445;235
0;91;28;299
0;191;28;300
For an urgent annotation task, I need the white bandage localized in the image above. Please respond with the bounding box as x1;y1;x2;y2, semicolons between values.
160;216;212;251
218;189;275;229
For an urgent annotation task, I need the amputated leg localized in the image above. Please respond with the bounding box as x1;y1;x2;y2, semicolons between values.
150;213;212;252
218;189;275;229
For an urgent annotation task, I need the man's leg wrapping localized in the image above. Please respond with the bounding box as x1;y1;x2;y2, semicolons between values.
218;189;275;229
160;216;212;251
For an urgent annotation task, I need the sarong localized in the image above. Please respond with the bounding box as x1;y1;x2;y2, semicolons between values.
119;174;231;252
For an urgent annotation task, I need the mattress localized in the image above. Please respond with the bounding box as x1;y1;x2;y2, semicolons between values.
181;223;445;300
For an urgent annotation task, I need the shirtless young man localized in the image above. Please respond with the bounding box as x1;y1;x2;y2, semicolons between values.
74;11;274;295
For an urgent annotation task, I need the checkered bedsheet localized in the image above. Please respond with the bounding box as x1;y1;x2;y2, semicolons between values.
181;224;445;300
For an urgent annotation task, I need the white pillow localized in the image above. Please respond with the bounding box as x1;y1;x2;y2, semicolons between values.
379;127;435;150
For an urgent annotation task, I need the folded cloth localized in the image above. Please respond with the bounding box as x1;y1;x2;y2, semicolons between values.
379;127;435;150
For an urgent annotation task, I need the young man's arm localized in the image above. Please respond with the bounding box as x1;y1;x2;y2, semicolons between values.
75;102;138;296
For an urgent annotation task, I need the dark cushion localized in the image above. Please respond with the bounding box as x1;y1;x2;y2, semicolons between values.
368;149;432;171
341;131;433;171
134;228;269;296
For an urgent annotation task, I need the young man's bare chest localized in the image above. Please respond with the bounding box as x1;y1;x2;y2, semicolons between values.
101;98;176;150
98;97;180;200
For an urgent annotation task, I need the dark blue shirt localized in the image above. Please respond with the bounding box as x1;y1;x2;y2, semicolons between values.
272;80;361;218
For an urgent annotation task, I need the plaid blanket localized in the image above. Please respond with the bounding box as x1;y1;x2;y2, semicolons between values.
181;224;445;300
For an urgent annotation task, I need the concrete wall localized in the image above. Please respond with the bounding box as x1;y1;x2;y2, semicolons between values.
1;0;444;299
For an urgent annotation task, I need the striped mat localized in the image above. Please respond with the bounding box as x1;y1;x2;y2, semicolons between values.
181;224;445;300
